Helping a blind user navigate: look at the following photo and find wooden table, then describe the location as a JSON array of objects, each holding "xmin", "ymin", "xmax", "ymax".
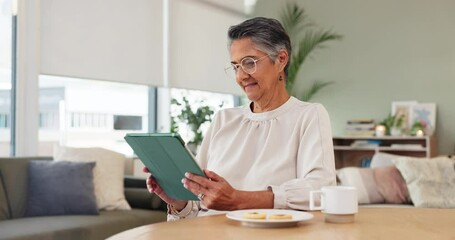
[{"xmin": 108, "ymin": 208, "xmax": 455, "ymax": 240}]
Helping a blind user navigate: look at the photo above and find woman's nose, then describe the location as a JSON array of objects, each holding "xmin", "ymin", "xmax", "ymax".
[{"xmin": 236, "ymin": 67, "xmax": 250, "ymax": 81}]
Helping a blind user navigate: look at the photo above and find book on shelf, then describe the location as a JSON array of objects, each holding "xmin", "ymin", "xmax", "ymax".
[
  {"xmin": 350, "ymin": 140, "xmax": 381, "ymax": 148},
  {"xmin": 345, "ymin": 123, "xmax": 376, "ymax": 131},
  {"xmin": 345, "ymin": 118, "xmax": 376, "ymax": 136},
  {"xmin": 346, "ymin": 119, "xmax": 374, "ymax": 124},
  {"xmin": 345, "ymin": 130, "xmax": 375, "ymax": 137}
]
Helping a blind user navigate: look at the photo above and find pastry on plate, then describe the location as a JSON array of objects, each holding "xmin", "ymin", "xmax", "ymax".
[
  {"xmin": 242, "ymin": 212, "xmax": 267, "ymax": 220},
  {"xmin": 268, "ymin": 213, "xmax": 293, "ymax": 220}
]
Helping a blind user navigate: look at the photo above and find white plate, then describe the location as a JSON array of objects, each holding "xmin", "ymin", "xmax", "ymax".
[{"xmin": 226, "ymin": 209, "xmax": 313, "ymax": 228}]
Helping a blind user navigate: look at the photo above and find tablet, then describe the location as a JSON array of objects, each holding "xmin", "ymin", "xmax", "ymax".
[{"xmin": 124, "ymin": 133, "xmax": 206, "ymax": 200}]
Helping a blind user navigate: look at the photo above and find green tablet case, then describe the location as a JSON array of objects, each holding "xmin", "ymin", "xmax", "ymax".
[{"xmin": 124, "ymin": 133, "xmax": 205, "ymax": 200}]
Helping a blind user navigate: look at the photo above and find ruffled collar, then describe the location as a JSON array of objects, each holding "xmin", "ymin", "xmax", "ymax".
[{"xmin": 243, "ymin": 96, "xmax": 297, "ymax": 121}]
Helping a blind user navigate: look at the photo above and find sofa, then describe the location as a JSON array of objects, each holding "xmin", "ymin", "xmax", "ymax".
[
  {"xmin": 0, "ymin": 156, "xmax": 167, "ymax": 240},
  {"xmin": 336, "ymin": 152, "xmax": 455, "ymax": 208}
]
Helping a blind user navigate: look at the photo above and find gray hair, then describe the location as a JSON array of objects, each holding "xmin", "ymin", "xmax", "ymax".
[{"xmin": 227, "ymin": 17, "xmax": 292, "ymax": 76}]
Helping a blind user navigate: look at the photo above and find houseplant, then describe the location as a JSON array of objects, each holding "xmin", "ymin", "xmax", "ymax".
[
  {"xmin": 380, "ymin": 113, "xmax": 404, "ymax": 136},
  {"xmin": 410, "ymin": 121, "xmax": 425, "ymax": 136},
  {"xmin": 279, "ymin": 3, "xmax": 342, "ymax": 101},
  {"xmin": 170, "ymin": 97, "xmax": 215, "ymax": 153}
]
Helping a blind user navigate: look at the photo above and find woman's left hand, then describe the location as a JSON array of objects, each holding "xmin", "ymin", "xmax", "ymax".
[{"xmin": 183, "ymin": 169, "xmax": 241, "ymax": 210}]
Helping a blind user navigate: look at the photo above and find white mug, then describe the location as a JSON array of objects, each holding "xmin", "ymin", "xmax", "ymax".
[{"xmin": 309, "ymin": 186, "xmax": 358, "ymax": 222}]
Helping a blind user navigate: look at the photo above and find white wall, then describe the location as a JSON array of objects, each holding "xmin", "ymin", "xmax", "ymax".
[{"xmin": 255, "ymin": 0, "xmax": 455, "ymax": 154}]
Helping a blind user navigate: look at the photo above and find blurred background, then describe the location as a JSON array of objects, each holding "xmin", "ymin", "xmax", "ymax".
[{"xmin": 1, "ymin": 0, "xmax": 454, "ymax": 157}]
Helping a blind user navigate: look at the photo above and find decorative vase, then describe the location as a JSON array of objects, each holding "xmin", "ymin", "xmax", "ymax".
[{"xmin": 390, "ymin": 127, "xmax": 402, "ymax": 136}]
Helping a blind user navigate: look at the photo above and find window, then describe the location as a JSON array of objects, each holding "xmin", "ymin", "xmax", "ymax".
[
  {"xmin": 170, "ymin": 88, "xmax": 236, "ymax": 144},
  {"xmin": 113, "ymin": 115, "xmax": 143, "ymax": 130},
  {"xmin": 38, "ymin": 75, "xmax": 150, "ymax": 156},
  {"xmin": 0, "ymin": 113, "xmax": 8, "ymax": 128},
  {"xmin": 0, "ymin": 0, "xmax": 13, "ymax": 156}
]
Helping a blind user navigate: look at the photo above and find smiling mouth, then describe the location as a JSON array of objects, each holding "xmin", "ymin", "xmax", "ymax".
[{"xmin": 244, "ymin": 82, "xmax": 257, "ymax": 88}]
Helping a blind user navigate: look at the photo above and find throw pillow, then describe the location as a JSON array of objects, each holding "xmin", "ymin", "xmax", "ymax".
[
  {"xmin": 373, "ymin": 166, "xmax": 411, "ymax": 204},
  {"xmin": 0, "ymin": 171, "xmax": 11, "ymax": 220},
  {"xmin": 337, "ymin": 166, "xmax": 411, "ymax": 204},
  {"xmin": 337, "ymin": 167, "xmax": 384, "ymax": 204},
  {"xmin": 53, "ymin": 146, "xmax": 131, "ymax": 210},
  {"xmin": 392, "ymin": 156, "xmax": 455, "ymax": 208},
  {"xmin": 25, "ymin": 160, "xmax": 98, "ymax": 217}
]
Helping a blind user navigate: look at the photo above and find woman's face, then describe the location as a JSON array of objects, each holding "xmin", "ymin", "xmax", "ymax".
[{"xmin": 229, "ymin": 38, "xmax": 284, "ymax": 102}]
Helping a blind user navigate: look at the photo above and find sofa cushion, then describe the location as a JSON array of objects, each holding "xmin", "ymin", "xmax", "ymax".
[
  {"xmin": 53, "ymin": 146, "xmax": 131, "ymax": 210},
  {"xmin": 0, "ymin": 170, "xmax": 11, "ymax": 220},
  {"xmin": 0, "ymin": 209, "xmax": 167, "ymax": 240},
  {"xmin": 25, "ymin": 160, "xmax": 99, "ymax": 217},
  {"xmin": 373, "ymin": 166, "xmax": 411, "ymax": 204},
  {"xmin": 0, "ymin": 157, "xmax": 51, "ymax": 218},
  {"xmin": 337, "ymin": 167, "xmax": 383, "ymax": 204},
  {"xmin": 337, "ymin": 166, "xmax": 411, "ymax": 204},
  {"xmin": 392, "ymin": 156, "xmax": 455, "ymax": 208}
]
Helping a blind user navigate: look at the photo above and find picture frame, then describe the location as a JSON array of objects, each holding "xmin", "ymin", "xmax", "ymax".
[
  {"xmin": 409, "ymin": 103, "xmax": 437, "ymax": 135},
  {"xmin": 391, "ymin": 101, "xmax": 418, "ymax": 131}
]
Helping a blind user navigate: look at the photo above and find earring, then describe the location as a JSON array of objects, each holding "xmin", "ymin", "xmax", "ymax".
[{"xmin": 279, "ymin": 76, "xmax": 283, "ymax": 81}]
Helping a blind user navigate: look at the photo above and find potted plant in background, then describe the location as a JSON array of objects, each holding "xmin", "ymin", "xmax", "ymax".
[
  {"xmin": 410, "ymin": 121, "xmax": 425, "ymax": 136},
  {"xmin": 171, "ymin": 97, "xmax": 216, "ymax": 154},
  {"xmin": 279, "ymin": 3, "xmax": 343, "ymax": 101},
  {"xmin": 380, "ymin": 113, "xmax": 404, "ymax": 136}
]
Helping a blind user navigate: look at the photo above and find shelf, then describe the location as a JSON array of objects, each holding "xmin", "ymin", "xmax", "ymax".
[
  {"xmin": 334, "ymin": 146, "xmax": 426, "ymax": 152},
  {"xmin": 379, "ymin": 146, "xmax": 426, "ymax": 151},
  {"xmin": 334, "ymin": 146, "xmax": 377, "ymax": 151},
  {"xmin": 332, "ymin": 135, "xmax": 436, "ymax": 169},
  {"xmin": 333, "ymin": 136, "xmax": 427, "ymax": 140}
]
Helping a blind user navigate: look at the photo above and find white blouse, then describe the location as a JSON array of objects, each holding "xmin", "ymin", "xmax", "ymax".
[{"xmin": 167, "ymin": 97, "xmax": 336, "ymax": 220}]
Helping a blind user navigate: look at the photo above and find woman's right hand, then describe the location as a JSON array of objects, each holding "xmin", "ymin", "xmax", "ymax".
[{"xmin": 143, "ymin": 167, "xmax": 188, "ymax": 211}]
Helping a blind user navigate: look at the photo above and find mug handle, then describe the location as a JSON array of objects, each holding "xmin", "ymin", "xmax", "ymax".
[{"xmin": 309, "ymin": 190, "xmax": 324, "ymax": 211}]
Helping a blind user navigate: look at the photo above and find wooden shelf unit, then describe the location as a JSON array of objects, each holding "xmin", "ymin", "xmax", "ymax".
[{"xmin": 333, "ymin": 135, "xmax": 436, "ymax": 169}]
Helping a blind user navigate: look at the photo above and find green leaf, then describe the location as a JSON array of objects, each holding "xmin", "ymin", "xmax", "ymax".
[
  {"xmin": 281, "ymin": 3, "xmax": 311, "ymax": 39},
  {"xmin": 171, "ymin": 97, "xmax": 215, "ymax": 146},
  {"xmin": 279, "ymin": 3, "xmax": 342, "ymax": 101}
]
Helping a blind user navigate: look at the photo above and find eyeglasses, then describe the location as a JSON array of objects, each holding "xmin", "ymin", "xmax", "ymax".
[{"xmin": 224, "ymin": 55, "xmax": 269, "ymax": 80}]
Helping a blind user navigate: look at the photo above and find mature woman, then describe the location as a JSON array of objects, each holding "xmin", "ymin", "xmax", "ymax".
[{"xmin": 145, "ymin": 17, "xmax": 336, "ymax": 220}]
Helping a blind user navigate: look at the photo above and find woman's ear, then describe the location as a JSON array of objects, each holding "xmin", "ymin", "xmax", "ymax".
[{"xmin": 276, "ymin": 49, "xmax": 289, "ymax": 72}]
